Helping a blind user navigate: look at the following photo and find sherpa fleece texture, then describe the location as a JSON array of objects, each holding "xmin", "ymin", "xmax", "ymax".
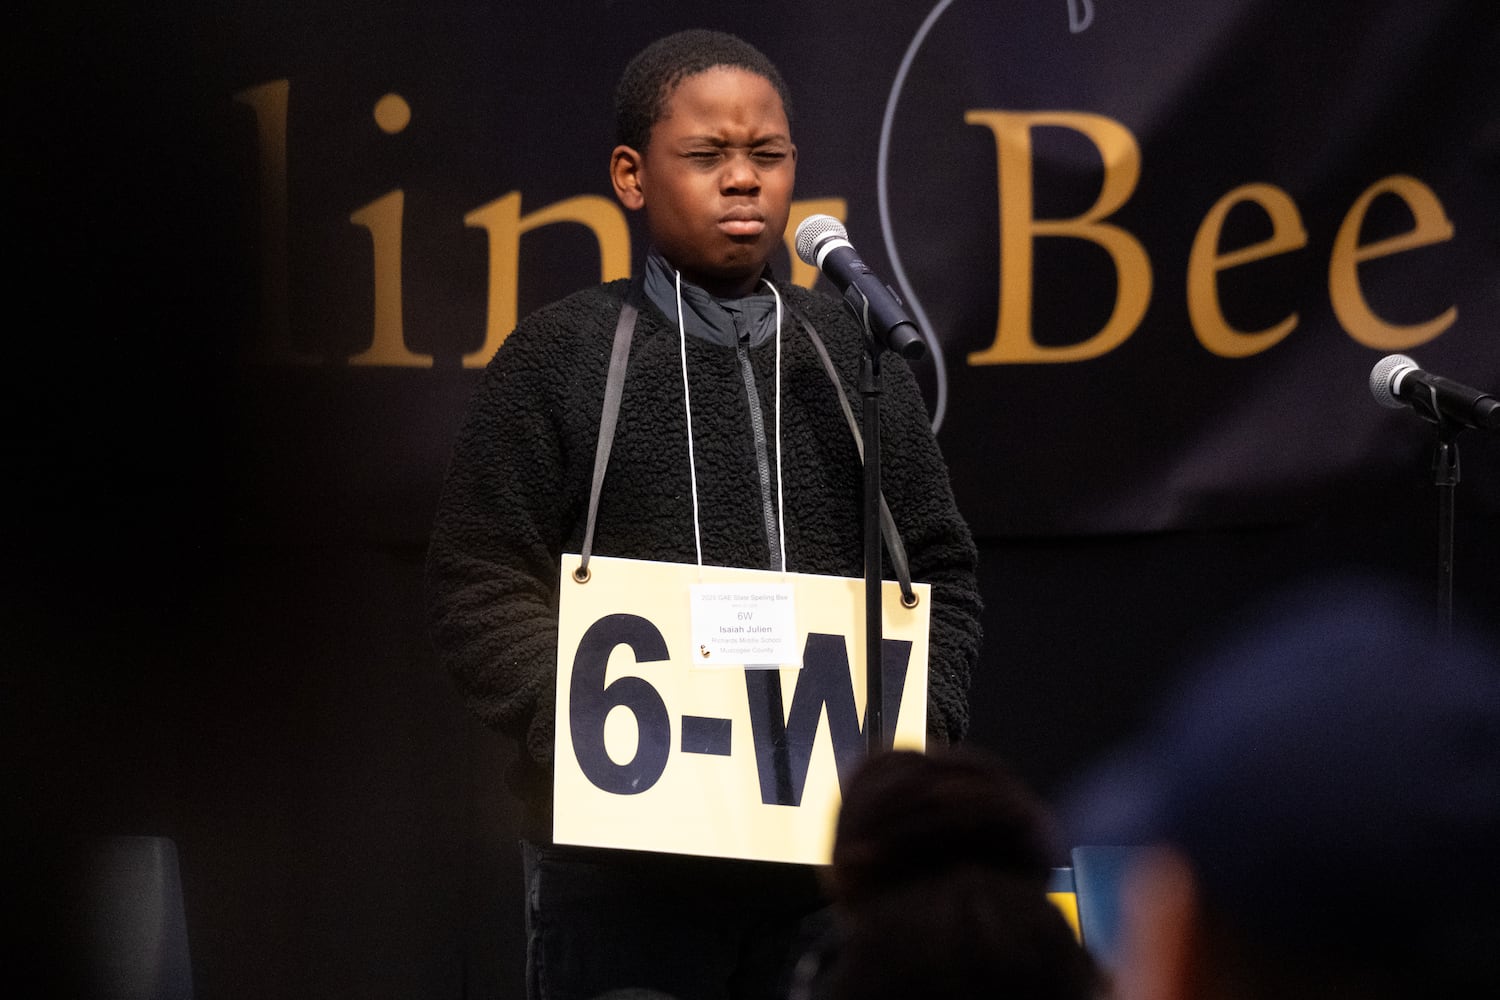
[{"xmin": 426, "ymin": 278, "xmax": 982, "ymax": 798}]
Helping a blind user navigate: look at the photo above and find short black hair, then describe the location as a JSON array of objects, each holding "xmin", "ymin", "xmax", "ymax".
[{"xmin": 614, "ymin": 29, "xmax": 794, "ymax": 152}]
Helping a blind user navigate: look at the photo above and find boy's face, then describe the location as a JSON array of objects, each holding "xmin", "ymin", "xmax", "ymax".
[{"xmin": 612, "ymin": 67, "xmax": 796, "ymax": 298}]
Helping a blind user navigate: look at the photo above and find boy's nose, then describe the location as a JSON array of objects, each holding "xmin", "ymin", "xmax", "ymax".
[{"xmin": 721, "ymin": 154, "xmax": 760, "ymax": 193}]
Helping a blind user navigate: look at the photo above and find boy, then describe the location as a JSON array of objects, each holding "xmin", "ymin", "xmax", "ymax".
[{"xmin": 426, "ymin": 29, "xmax": 982, "ymax": 1000}]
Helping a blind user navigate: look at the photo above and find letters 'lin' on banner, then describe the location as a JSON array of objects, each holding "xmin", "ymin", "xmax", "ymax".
[{"xmin": 553, "ymin": 554, "xmax": 931, "ymax": 866}]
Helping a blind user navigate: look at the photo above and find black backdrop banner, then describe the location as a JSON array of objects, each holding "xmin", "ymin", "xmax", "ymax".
[
  {"xmin": 19, "ymin": 0, "xmax": 1500, "ymax": 544},
  {"xmin": 10, "ymin": 7, "xmax": 1500, "ymax": 996}
]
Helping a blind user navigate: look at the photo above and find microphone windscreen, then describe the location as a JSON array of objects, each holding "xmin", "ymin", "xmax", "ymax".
[
  {"xmin": 794, "ymin": 214, "xmax": 847, "ymax": 267},
  {"xmin": 1370, "ymin": 354, "xmax": 1417, "ymax": 409}
]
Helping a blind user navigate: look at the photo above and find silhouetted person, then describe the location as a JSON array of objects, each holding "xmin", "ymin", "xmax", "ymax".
[
  {"xmin": 1063, "ymin": 576, "xmax": 1500, "ymax": 1000},
  {"xmin": 793, "ymin": 748, "xmax": 1100, "ymax": 1000}
]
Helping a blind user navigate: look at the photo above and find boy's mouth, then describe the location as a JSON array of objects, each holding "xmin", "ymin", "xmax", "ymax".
[{"xmin": 717, "ymin": 209, "xmax": 765, "ymax": 237}]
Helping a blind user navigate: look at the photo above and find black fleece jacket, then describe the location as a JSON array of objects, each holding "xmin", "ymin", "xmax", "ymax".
[{"xmin": 426, "ymin": 278, "xmax": 982, "ymax": 803}]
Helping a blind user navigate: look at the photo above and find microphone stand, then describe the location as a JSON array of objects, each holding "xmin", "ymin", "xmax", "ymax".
[
  {"xmin": 834, "ymin": 270, "xmax": 923, "ymax": 756},
  {"xmin": 1432, "ymin": 418, "xmax": 1461, "ymax": 641},
  {"xmin": 859, "ymin": 345, "xmax": 885, "ymax": 755}
]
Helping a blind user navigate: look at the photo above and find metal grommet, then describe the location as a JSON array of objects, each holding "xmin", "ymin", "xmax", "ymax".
[
  {"xmin": 573, "ymin": 565, "xmax": 591, "ymax": 584},
  {"xmin": 901, "ymin": 591, "xmax": 920, "ymax": 609}
]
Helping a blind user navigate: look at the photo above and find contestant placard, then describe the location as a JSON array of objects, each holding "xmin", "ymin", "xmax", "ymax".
[{"xmin": 554, "ymin": 554, "xmax": 930, "ymax": 865}]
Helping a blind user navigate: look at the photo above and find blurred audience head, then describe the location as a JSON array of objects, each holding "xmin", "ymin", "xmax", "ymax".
[
  {"xmin": 796, "ymin": 746, "xmax": 1100, "ymax": 1000},
  {"xmin": 1063, "ymin": 575, "xmax": 1500, "ymax": 1000}
]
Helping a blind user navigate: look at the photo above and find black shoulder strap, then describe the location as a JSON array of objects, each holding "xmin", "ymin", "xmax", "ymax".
[
  {"xmin": 576, "ymin": 284, "xmax": 639, "ymax": 581},
  {"xmin": 787, "ymin": 301, "xmax": 916, "ymax": 604}
]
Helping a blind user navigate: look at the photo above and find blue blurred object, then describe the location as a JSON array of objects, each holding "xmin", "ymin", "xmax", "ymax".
[
  {"xmin": 80, "ymin": 836, "xmax": 194, "ymax": 1000},
  {"xmin": 1069, "ymin": 846, "xmax": 1134, "ymax": 975}
]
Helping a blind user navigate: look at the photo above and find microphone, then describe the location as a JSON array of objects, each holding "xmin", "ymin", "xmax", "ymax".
[
  {"xmin": 794, "ymin": 215, "xmax": 925, "ymax": 360},
  {"xmin": 1369, "ymin": 354, "xmax": 1500, "ymax": 431}
]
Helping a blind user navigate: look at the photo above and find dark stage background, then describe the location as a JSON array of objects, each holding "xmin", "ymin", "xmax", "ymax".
[{"xmin": 8, "ymin": 2, "xmax": 1500, "ymax": 997}]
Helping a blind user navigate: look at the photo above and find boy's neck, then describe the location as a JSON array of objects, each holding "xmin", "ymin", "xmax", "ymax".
[{"xmin": 643, "ymin": 249, "xmax": 778, "ymax": 348}]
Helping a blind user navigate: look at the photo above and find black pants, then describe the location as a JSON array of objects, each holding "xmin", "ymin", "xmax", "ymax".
[{"xmin": 523, "ymin": 841, "xmax": 831, "ymax": 1000}]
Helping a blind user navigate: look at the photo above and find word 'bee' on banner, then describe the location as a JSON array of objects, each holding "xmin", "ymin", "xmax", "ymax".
[{"xmin": 554, "ymin": 554, "xmax": 931, "ymax": 865}]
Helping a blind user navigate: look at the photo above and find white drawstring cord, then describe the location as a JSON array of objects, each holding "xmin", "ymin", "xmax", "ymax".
[{"xmin": 671, "ymin": 269, "xmax": 787, "ymax": 573}]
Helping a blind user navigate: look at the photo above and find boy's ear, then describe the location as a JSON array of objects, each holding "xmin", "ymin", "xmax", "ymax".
[{"xmin": 610, "ymin": 145, "xmax": 646, "ymax": 210}]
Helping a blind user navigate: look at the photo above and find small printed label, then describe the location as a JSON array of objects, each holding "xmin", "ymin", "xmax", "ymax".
[{"xmin": 689, "ymin": 583, "xmax": 799, "ymax": 669}]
